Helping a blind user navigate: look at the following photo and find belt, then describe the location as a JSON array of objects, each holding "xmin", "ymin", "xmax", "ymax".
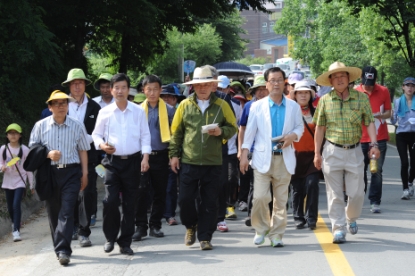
[
  {"xmin": 328, "ymin": 140, "xmax": 360, "ymax": 150},
  {"xmin": 272, "ymin": 151, "xmax": 283, "ymax": 156},
  {"xmin": 150, "ymin": 149, "xmax": 168, "ymax": 155},
  {"xmin": 112, "ymin": 151, "xmax": 141, "ymax": 160},
  {"xmin": 53, "ymin": 163, "xmax": 80, "ymax": 169}
]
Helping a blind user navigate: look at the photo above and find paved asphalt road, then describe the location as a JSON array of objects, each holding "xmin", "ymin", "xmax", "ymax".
[{"xmin": 0, "ymin": 144, "xmax": 414, "ymax": 276}]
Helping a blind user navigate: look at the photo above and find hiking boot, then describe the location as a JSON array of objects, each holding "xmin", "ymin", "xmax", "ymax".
[
  {"xmin": 185, "ymin": 225, "xmax": 197, "ymax": 246},
  {"xmin": 200, "ymin": 241, "xmax": 213, "ymax": 250},
  {"xmin": 132, "ymin": 226, "xmax": 147, "ymax": 241}
]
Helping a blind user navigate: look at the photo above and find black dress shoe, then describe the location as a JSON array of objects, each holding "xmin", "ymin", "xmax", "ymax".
[
  {"xmin": 308, "ymin": 222, "xmax": 317, "ymax": 230},
  {"xmin": 295, "ymin": 220, "xmax": 307, "ymax": 229},
  {"xmin": 58, "ymin": 253, "xmax": 70, "ymax": 265},
  {"xmin": 120, "ymin": 247, "xmax": 134, "ymax": 255},
  {"xmin": 149, "ymin": 227, "xmax": 164, "ymax": 238},
  {"xmin": 104, "ymin": 241, "xmax": 115, "ymax": 253},
  {"xmin": 132, "ymin": 226, "xmax": 148, "ymax": 241}
]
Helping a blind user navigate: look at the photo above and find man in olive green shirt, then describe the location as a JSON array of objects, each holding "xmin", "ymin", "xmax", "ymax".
[{"xmin": 313, "ymin": 62, "xmax": 380, "ymax": 244}]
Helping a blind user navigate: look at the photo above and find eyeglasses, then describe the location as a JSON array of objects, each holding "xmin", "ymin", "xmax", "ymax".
[
  {"xmin": 50, "ymin": 101, "xmax": 68, "ymax": 107},
  {"xmin": 268, "ymin": 79, "xmax": 285, "ymax": 84}
]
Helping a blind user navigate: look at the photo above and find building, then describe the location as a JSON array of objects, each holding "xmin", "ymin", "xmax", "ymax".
[{"xmin": 240, "ymin": 1, "xmax": 287, "ymax": 62}]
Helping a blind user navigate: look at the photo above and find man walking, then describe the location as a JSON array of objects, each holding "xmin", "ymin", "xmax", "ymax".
[
  {"xmin": 93, "ymin": 73, "xmax": 114, "ymax": 108},
  {"xmin": 355, "ymin": 66, "xmax": 391, "ymax": 212},
  {"xmin": 132, "ymin": 75, "xmax": 175, "ymax": 241},
  {"xmin": 92, "ymin": 73, "xmax": 151, "ymax": 255},
  {"xmin": 169, "ymin": 66, "xmax": 237, "ymax": 250},
  {"xmin": 61, "ymin": 68, "xmax": 101, "ymax": 247},
  {"xmin": 240, "ymin": 67, "xmax": 303, "ymax": 248},
  {"xmin": 313, "ymin": 62, "xmax": 380, "ymax": 244},
  {"xmin": 29, "ymin": 91, "xmax": 90, "ymax": 265}
]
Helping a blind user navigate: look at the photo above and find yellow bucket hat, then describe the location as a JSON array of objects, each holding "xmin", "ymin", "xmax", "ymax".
[
  {"xmin": 46, "ymin": 90, "xmax": 75, "ymax": 104},
  {"xmin": 5, "ymin": 123, "xmax": 22, "ymax": 133}
]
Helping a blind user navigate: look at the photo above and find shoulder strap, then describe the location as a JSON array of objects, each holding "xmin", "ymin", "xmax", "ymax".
[
  {"xmin": 303, "ymin": 117, "xmax": 314, "ymax": 138},
  {"xmin": 5, "ymin": 145, "xmax": 27, "ymax": 186}
]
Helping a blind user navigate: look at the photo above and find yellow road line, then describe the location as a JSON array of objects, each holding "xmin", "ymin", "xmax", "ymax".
[{"xmin": 313, "ymin": 214, "xmax": 355, "ymax": 276}]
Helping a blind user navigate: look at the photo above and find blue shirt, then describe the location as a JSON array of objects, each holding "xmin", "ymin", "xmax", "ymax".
[
  {"xmin": 147, "ymin": 102, "xmax": 175, "ymax": 150},
  {"xmin": 391, "ymin": 98, "xmax": 415, "ymax": 134},
  {"xmin": 269, "ymin": 97, "xmax": 286, "ymax": 151},
  {"xmin": 240, "ymin": 100, "xmax": 255, "ymax": 127}
]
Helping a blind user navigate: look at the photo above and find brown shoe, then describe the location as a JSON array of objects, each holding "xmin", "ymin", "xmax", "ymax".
[
  {"xmin": 200, "ymin": 241, "xmax": 213, "ymax": 250},
  {"xmin": 185, "ymin": 225, "xmax": 196, "ymax": 246}
]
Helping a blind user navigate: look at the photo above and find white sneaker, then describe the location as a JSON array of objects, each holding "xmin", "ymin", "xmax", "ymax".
[
  {"xmin": 253, "ymin": 233, "xmax": 265, "ymax": 245},
  {"xmin": 238, "ymin": 201, "xmax": 248, "ymax": 211},
  {"xmin": 409, "ymin": 186, "xmax": 414, "ymax": 197},
  {"xmin": 401, "ymin": 189, "xmax": 410, "ymax": 200},
  {"xmin": 270, "ymin": 237, "xmax": 284, "ymax": 247},
  {"xmin": 12, "ymin": 230, "xmax": 21, "ymax": 242}
]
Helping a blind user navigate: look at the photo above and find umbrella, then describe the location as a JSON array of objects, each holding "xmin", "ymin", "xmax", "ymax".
[{"xmin": 213, "ymin": 62, "xmax": 254, "ymax": 81}]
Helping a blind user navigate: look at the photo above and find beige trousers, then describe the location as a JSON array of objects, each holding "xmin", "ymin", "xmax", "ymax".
[
  {"xmin": 252, "ymin": 156, "xmax": 291, "ymax": 240},
  {"xmin": 322, "ymin": 141, "xmax": 365, "ymax": 234}
]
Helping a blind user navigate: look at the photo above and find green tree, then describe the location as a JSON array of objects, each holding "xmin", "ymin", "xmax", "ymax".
[
  {"xmin": 330, "ymin": 0, "xmax": 415, "ymax": 68},
  {"xmin": 148, "ymin": 24, "xmax": 222, "ymax": 83},
  {"xmin": 33, "ymin": 0, "xmax": 276, "ymax": 74},
  {"xmin": 0, "ymin": 0, "xmax": 63, "ymax": 134}
]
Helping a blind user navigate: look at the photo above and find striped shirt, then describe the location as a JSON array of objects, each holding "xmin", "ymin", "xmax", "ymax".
[
  {"xmin": 313, "ymin": 89, "xmax": 374, "ymax": 145},
  {"xmin": 29, "ymin": 115, "xmax": 91, "ymax": 165}
]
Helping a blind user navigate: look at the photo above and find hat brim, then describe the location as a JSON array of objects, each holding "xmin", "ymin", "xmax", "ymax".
[
  {"xmin": 62, "ymin": 78, "xmax": 92, "ymax": 87},
  {"xmin": 183, "ymin": 79, "xmax": 221, "ymax": 85},
  {"xmin": 94, "ymin": 79, "xmax": 111, "ymax": 91},
  {"xmin": 293, "ymin": 88, "xmax": 316, "ymax": 100},
  {"xmin": 46, "ymin": 95, "xmax": 76, "ymax": 104},
  {"xmin": 316, "ymin": 67, "xmax": 362, "ymax": 86},
  {"xmin": 248, "ymin": 83, "xmax": 266, "ymax": 93}
]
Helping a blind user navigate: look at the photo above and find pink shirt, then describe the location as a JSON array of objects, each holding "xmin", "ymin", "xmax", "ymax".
[{"xmin": 0, "ymin": 144, "xmax": 33, "ymax": 190}]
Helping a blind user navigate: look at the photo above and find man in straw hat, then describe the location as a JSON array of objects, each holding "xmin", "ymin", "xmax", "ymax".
[
  {"xmin": 93, "ymin": 73, "xmax": 114, "ymax": 108},
  {"xmin": 29, "ymin": 90, "xmax": 90, "ymax": 265},
  {"xmin": 92, "ymin": 73, "xmax": 151, "ymax": 256},
  {"xmin": 169, "ymin": 66, "xmax": 237, "ymax": 250},
  {"xmin": 62, "ymin": 68, "xmax": 101, "ymax": 248},
  {"xmin": 313, "ymin": 61, "xmax": 380, "ymax": 243},
  {"xmin": 240, "ymin": 67, "xmax": 303, "ymax": 248}
]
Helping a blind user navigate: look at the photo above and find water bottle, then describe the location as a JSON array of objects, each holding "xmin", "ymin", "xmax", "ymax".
[{"xmin": 370, "ymin": 154, "xmax": 377, "ymax": 173}]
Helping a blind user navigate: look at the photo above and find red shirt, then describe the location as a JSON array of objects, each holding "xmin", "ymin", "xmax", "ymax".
[{"xmin": 356, "ymin": 84, "xmax": 391, "ymax": 142}]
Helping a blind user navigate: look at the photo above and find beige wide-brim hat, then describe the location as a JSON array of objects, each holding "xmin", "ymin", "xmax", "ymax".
[
  {"xmin": 46, "ymin": 90, "xmax": 76, "ymax": 103},
  {"xmin": 248, "ymin": 75, "xmax": 266, "ymax": 94},
  {"xmin": 183, "ymin": 67, "xmax": 221, "ymax": 85},
  {"xmin": 62, "ymin": 68, "xmax": 92, "ymax": 87},
  {"xmin": 316, "ymin": 61, "xmax": 362, "ymax": 86}
]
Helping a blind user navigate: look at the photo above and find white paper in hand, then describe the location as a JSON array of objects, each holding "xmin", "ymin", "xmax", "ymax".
[{"xmin": 201, "ymin": 123, "xmax": 218, "ymax": 134}]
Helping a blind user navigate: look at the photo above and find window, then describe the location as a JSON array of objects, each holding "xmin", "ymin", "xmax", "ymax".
[
  {"xmin": 269, "ymin": 22, "xmax": 275, "ymax": 33},
  {"xmin": 262, "ymin": 22, "xmax": 267, "ymax": 34},
  {"xmin": 275, "ymin": 2, "xmax": 282, "ymax": 9}
]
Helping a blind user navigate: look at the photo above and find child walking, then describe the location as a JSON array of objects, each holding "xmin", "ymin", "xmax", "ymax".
[{"xmin": 0, "ymin": 123, "xmax": 33, "ymax": 241}]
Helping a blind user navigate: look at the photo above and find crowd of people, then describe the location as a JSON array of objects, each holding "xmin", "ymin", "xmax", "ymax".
[{"xmin": 1, "ymin": 62, "xmax": 415, "ymax": 266}]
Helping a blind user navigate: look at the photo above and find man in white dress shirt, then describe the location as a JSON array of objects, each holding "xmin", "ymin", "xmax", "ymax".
[
  {"xmin": 240, "ymin": 67, "xmax": 303, "ymax": 248},
  {"xmin": 92, "ymin": 73, "xmax": 151, "ymax": 255}
]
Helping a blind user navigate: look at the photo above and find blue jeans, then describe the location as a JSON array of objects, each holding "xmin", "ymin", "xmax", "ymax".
[
  {"xmin": 4, "ymin": 188, "xmax": 25, "ymax": 232},
  {"xmin": 361, "ymin": 140, "xmax": 387, "ymax": 205}
]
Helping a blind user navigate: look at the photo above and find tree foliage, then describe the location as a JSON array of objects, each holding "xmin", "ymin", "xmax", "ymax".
[
  {"xmin": 275, "ymin": 0, "xmax": 412, "ymax": 90},
  {"xmin": 0, "ymin": 0, "xmax": 63, "ymax": 136},
  {"xmin": 329, "ymin": 0, "xmax": 415, "ymax": 68}
]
